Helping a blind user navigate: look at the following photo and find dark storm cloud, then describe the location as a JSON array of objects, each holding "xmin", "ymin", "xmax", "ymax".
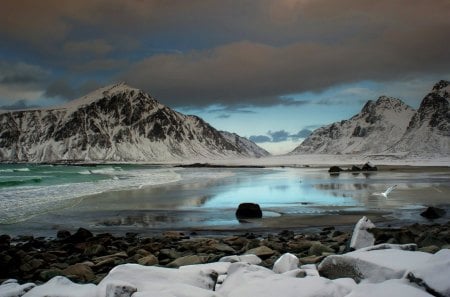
[
  {"xmin": 0, "ymin": 61, "xmax": 49, "ymax": 87},
  {"xmin": 0, "ymin": 0, "xmax": 449, "ymax": 107},
  {"xmin": 0, "ymin": 99, "xmax": 39, "ymax": 110}
]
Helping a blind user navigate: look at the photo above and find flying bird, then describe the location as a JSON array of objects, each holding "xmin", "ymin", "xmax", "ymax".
[{"xmin": 372, "ymin": 185, "xmax": 397, "ymax": 198}]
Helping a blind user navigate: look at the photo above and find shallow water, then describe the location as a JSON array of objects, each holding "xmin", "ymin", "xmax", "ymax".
[{"xmin": 0, "ymin": 165, "xmax": 449, "ymax": 236}]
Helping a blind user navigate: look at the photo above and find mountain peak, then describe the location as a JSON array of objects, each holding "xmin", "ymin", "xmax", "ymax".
[{"xmin": 432, "ymin": 80, "xmax": 450, "ymax": 92}]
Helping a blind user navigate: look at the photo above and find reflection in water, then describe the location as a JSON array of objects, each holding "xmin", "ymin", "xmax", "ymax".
[{"xmin": 38, "ymin": 167, "xmax": 450, "ymax": 230}]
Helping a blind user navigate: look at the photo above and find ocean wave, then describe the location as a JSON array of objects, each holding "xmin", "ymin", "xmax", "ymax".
[
  {"xmin": 13, "ymin": 168, "xmax": 31, "ymax": 172},
  {"xmin": 0, "ymin": 178, "xmax": 42, "ymax": 188},
  {"xmin": 0, "ymin": 167, "xmax": 182, "ymax": 224},
  {"xmin": 0, "ymin": 169, "xmax": 14, "ymax": 173}
]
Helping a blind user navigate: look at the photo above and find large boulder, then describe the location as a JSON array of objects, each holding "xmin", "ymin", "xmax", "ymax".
[
  {"xmin": 420, "ymin": 206, "xmax": 446, "ymax": 219},
  {"xmin": 405, "ymin": 249, "xmax": 450, "ymax": 297},
  {"xmin": 318, "ymin": 246, "xmax": 431, "ymax": 283},
  {"xmin": 235, "ymin": 203, "xmax": 262, "ymax": 219},
  {"xmin": 328, "ymin": 166, "xmax": 343, "ymax": 173}
]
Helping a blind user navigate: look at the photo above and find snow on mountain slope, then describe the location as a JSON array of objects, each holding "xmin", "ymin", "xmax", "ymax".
[
  {"xmin": 291, "ymin": 80, "xmax": 450, "ymax": 157},
  {"xmin": 291, "ymin": 96, "xmax": 415, "ymax": 154},
  {"xmin": 391, "ymin": 80, "xmax": 450, "ymax": 157},
  {"xmin": 220, "ymin": 131, "xmax": 270, "ymax": 158},
  {"xmin": 0, "ymin": 83, "xmax": 267, "ymax": 163}
]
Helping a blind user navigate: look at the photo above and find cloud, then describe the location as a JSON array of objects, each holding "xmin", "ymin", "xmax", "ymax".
[
  {"xmin": 0, "ymin": 99, "xmax": 39, "ymax": 110},
  {"xmin": 268, "ymin": 130, "xmax": 290, "ymax": 142},
  {"xmin": 0, "ymin": 61, "xmax": 50, "ymax": 87},
  {"xmin": 250, "ymin": 129, "xmax": 313, "ymax": 143},
  {"xmin": 249, "ymin": 135, "xmax": 272, "ymax": 143},
  {"xmin": 44, "ymin": 79, "xmax": 102, "ymax": 100},
  {"xmin": 291, "ymin": 129, "xmax": 312, "ymax": 140},
  {"xmin": 1, "ymin": 0, "xmax": 449, "ymax": 108},
  {"xmin": 216, "ymin": 114, "xmax": 230, "ymax": 119}
]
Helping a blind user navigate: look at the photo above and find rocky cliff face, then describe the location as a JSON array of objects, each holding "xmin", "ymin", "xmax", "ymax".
[
  {"xmin": 219, "ymin": 131, "xmax": 270, "ymax": 158},
  {"xmin": 392, "ymin": 80, "xmax": 450, "ymax": 156},
  {"xmin": 291, "ymin": 96, "xmax": 415, "ymax": 154},
  {"xmin": 291, "ymin": 80, "xmax": 450, "ymax": 157},
  {"xmin": 0, "ymin": 83, "xmax": 268, "ymax": 162}
]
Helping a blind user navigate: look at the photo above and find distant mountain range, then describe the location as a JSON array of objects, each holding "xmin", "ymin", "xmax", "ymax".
[
  {"xmin": 0, "ymin": 83, "xmax": 269, "ymax": 163},
  {"xmin": 291, "ymin": 80, "xmax": 450, "ymax": 157}
]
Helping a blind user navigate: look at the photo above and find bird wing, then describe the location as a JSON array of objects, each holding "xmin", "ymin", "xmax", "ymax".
[{"xmin": 384, "ymin": 185, "xmax": 397, "ymax": 196}]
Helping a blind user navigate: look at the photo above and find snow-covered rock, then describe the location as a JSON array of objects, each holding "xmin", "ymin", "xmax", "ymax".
[
  {"xmin": 218, "ymin": 263, "xmax": 351, "ymax": 297},
  {"xmin": 97, "ymin": 264, "xmax": 217, "ymax": 296},
  {"xmin": 405, "ymin": 249, "xmax": 450, "ymax": 297},
  {"xmin": 0, "ymin": 83, "xmax": 268, "ymax": 163},
  {"xmin": 219, "ymin": 254, "xmax": 262, "ymax": 265},
  {"xmin": 318, "ymin": 248, "xmax": 432, "ymax": 283},
  {"xmin": 272, "ymin": 253, "xmax": 299, "ymax": 273},
  {"xmin": 0, "ymin": 279, "xmax": 35, "ymax": 297},
  {"xmin": 350, "ymin": 216, "xmax": 376, "ymax": 250},
  {"xmin": 22, "ymin": 276, "xmax": 96, "ymax": 297},
  {"xmin": 345, "ymin": 279, "xmax": 433, "ymax": 297}
]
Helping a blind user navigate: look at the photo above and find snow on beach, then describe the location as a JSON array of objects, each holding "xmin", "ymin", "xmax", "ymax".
[{"xmin": 1, "ymin": 218, "xmax": 449, "ymax": 297}]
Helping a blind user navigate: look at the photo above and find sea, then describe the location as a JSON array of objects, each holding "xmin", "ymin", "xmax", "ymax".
[{"xmin": 0, "ymin": 163, "xmax": 449, "ymax": 237}]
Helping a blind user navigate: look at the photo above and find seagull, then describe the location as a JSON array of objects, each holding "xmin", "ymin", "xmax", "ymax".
[{"xmin": 372, "ymin": 185, "xmax": 397, "ymax": 198}]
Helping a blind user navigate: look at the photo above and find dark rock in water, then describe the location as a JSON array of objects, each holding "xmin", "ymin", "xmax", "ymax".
[
  {"xmin": 420, "ymin": 206, "xmax": 446, "ymax": 219},
  {"xmin": 328, "ymin": 166, "xmax": 343, "ymax": 173},
  {"xmin": 66, "ymin": 228, "xmax": 93, "ymax": 243},
  {"xmin": 351, "ymin": 165, "xmax": 361, "ymax": 172},
  {"xmin": 236, "ymin": 203, "xmax": 263, "ymax": 219},
  {"xmin": 57, "ymin": 230, "xmax": 71, "ymax": 240},
  {"xmin": 361, "ymin": 162, "xmax": 377, "ymax": 171}
]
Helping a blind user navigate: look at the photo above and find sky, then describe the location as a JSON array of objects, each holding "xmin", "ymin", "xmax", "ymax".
[{"xmin": 1, "ymin": 0, "xmax": 449, "ymax": 154}]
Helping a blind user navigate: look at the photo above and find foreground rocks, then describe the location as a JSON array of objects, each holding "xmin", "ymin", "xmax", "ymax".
[
  {"xmin": 1, "ymin": 221, "xmax": 449, "ymax": 287},
  {"xmin": 1, "ymin": 220, "xmax": 450, "ymax": 297}
]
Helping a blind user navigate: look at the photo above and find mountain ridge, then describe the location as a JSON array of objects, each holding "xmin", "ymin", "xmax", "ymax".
[
  {"xmin": 291, "ymin": 80, "xmax": 449, "ymax": 157},
  {"xmin": 0, "ymin": 83, "xmax": 269, "ymax": 163}
]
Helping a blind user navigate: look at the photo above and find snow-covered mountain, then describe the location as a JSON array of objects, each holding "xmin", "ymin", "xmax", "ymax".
[
  {"xmin": 291, "ymin": 80, "xmax": 450, "ymax": 157},
  {"xmin": 219, "ymin": 131, "xmax": 270, "ymax": 158},
  {"xmin": 392, "ymin": 80, "xmax": 450, "ymax": 157},
  {"xmin": 0, "ymin": 83, "xmax": 268, "ymax": 163},
  {"xmin": 291, "ymin": 96, "xmax": 415, "ymax": 154}
]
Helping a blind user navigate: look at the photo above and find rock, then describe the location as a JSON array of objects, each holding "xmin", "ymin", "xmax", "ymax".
[
  {"xmin": 318, "ymin": 248, "xmax": 431, "ymax": 283},
  {"xmin": 351, "ymin": 165, "xmax": 361, "ymax": 172},
  {"xmin": 105, "ymin": 280, "xmax": 137, "ymax": 297},
  {"xmin": 245, "ymin": 246, "xmax": 275, "ymax": 258},
  {"xmin": 0, "ymin": 279, "xmax": 35, "ymax": 296},
  {"xmin": 56, "ymin": 230, "xmax": 71, "ymax": 240},
  {"xmin": 350, "ymin": 216, "xmax": 375, "ymax": 250},
  {"xmin": 22, "ymin": 276, "xmax": 97, "ymax": 296},
  {"xmin": 211, "ymin": 243, "xmax": 236, "ymax": 254},
  {"xmin": 308, "ymin": 242, "xmax": 335, "ymax": 256},
  {"xmin": 298, "ymin": 255, "xmax": 326, "ymax": 265},
  {"xmin": 405, "ymin": 249, "xmax": 450, "ymax": 297},
  {"xmin": 219, "ymin": 254, "xmax": 262, "ymax": 265},
  {"xmin": 273, "ymin": 253, "xmax": 299, "ymax": 273},
  {"xmin": 362, "ymin": 162, "xmax": 377, "ymax": 171},
  {"xmin": 62, "ymin": 263, "xmax": 95, "ymax": 282},
  {"xmin": 0, "ymin": 234, "xmax": 11, "ymax": 250},
  {"xmin": 345, "ymin": 279, "xmax": 434, "ymax": 297},
  {"xmin": 328, "ymin": 166, "xmax": 343, "ymax": 173},
  {"xmin": 167, "ymin": 255, "xmax": 207, "ymax": 268},
  {"xmin": 418, "ymin": 234, "xmax": 446, "ymax": 248},
  {"xmin": 235, "ymin": 203, "xmax": 263, "ymax": 219},
  {"xmin": 162, "ymin": 231, "xmax": 187, "ymax": 239},
  {"xmin": 420, "ymin": 206, "xmax": 446, "ymax": 219},
  {"xmin": 39, "ymin": 269, "xmax": 63, "ymax": 281},
  {"xmin": 83, "ymin": 244, "xmax": 105, "ymax": 256},
  {"xmin": 418, "ymin": 245, "xmax": 440, "ymax": 253},
  {"xmin": 137, "ymin": 255, "xmax": 159, "ymax": 266},
  {"xmin": 19, "ymin": 258, "xmax": 44, "ymax": 273},
  {"xmin": 66, "ymin": 228, "xmax": 93, "ymax": 243}
]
